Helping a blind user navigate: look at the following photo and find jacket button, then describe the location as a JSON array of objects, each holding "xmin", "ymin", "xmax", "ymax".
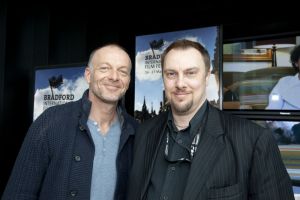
[
  {"xmin": 74, "ymin": 155, "xmax": 81, "ymax": 162},
  {"xmin": 70, "ymin": 190, "xmax": 77, "ymax": 197},
  {"xmin": 79, "ymin": 125, "xmax": 85, "ymax": 131},
  {"xmin": 160, "ymin": 195, "xmax": 168, "ymax": 200}
]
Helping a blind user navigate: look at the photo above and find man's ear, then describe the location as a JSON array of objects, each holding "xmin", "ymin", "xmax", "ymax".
[
  {"xmin": 205, "ymin": 71, "xmax": 211, "ymax": 86},
  {"xmin": 85, "ymin": 67, "xmax": 91, "ymax": 84}
]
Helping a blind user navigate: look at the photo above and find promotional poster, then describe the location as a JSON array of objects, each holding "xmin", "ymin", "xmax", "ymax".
[
  {"xmin": 134, "ymin": 26, "xmax": 220, "ymax": 122},
  {"xmin": 33, "ymin": 65, "xmax": 88, "ymax": 120}
]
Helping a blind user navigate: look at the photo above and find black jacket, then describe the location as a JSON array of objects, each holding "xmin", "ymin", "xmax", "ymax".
[
  {"xmin": 2, "ymin": 90, "xmax": 138, "ymax": 200},
  {"xmin": 128, "ymin": 104, "xmax": 294, "ymax": 200}
]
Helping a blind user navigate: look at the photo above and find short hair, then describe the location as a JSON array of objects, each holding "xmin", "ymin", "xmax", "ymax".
[
  {"xmin": 87, "ymin": 43, "xmax": 131, "ymax": 69},
  {"xmin": 161, "ymin": 39, "xmax": 211, "ymax": 73},
  {"xmin": 290, "ymin": 45, "xmax": 300, "ymax": 72}
]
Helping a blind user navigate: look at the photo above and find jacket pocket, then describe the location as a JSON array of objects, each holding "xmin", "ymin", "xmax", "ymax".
[{"xmin": 208, "ymin": 183, "xmax": 242, "ymax": 199}]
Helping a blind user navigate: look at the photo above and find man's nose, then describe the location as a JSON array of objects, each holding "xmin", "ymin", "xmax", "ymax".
[
  {"xmin": 175, "ymin": 73, "xmax": 185, "ymax": 88},
  {"xmin": 109, "ymin": 69, "xmax": 119, "ymax": 80}
]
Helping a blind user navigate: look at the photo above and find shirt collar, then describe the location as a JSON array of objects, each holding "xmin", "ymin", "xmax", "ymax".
[
  {"xmin": 167, "ymin": 100, "xmax": 208, "ymax": 136},
  {"xmin": 79, "ymin": 89, "xmax": 132, "ymax": 134}
]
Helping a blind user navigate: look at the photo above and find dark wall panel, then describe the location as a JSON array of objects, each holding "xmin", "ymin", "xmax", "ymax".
[
  {"xmin": 0, "ymin": 5, "xmax": 51, "ymax": 194},
  {"xmin": 0, "ymin": 2, "xmax": 299, "ymax": 195}
]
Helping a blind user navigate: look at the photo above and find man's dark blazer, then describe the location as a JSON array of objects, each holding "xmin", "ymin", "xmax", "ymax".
[{"xmin": 127, "ymin": 104, "xmax": 294, "ymax": 200}]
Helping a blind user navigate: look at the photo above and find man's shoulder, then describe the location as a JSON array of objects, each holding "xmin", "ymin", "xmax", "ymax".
[
  {"xmin": 37, "ymin": 99, "xmax": 81, "ymax": 121},
  {"xmin": 218, "ymin": 110, "xmax": 268, "ymax": 142},
  {"xmin": 214, "ymin": 106, "xmax": 264, "ymax": 131},
  {"xmin": 140, "ymin": 112, "xmax": 168, "ymax": 127},
  {"xmin": 277, "ymin": 75, "xmax": 296, "ymax": 85},
  {"xmin": 27, "ymin": 100, "xmax": 82, "ymax": 141},
  {"xmin": 134, "ymin": 112, "xmax": 168, "ymax": 141},
  {"xmin": 123, "ymin": 112, "xmax": 139, "ymax": 128}
]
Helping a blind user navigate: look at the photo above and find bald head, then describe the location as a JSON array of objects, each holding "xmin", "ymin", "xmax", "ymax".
[{"xmin": 88, "ymin": 44, "xmax": 132, "ymax": 71}]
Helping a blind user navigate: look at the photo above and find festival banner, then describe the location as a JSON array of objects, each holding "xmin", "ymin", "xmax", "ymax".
[
  {"xmin": 33, "ymin": 65, "xmax": 88, "ymax": 120},
  {"xmin": 134, "ymin": 26, "xmax": 221, "ymax": 122}
]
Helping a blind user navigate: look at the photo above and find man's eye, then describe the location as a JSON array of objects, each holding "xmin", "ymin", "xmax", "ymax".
[
  {"xmin": 119, "ymin": 70, "xmax": 129, "ymax": 76},
  {"xmin": 166, "ymin": 72, "xmax": 177, "ymax": 79},
  {"xmin": 98, "ymin": 67, "xmax": 109, "ymax": 72},
  {"xmin": 186, "ymin": 71, "xmax": 197, "ymax": 77}
]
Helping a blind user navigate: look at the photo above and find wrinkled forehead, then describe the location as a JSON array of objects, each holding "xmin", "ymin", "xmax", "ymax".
[{"xmin": 92, "ymin": 46, "xmax": 132, "ymax": 68}]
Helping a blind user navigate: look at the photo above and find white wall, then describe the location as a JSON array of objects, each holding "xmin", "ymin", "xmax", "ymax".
[
  {"xmin": 223, "ymin": 62, "xmax": 270, "ymax": 72},
  {"xmin": 277, "ymin": 47, "xmax": 294, "ymax": 67}
]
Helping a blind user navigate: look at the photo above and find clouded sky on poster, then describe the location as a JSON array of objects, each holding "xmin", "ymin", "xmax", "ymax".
[
  {"xmin": 34, "ymin": 66, "xmax": 88, "ymax": 120},
  {"xmin": 135, "ymin": 26, "xmax": 220, "ymax": 113}
]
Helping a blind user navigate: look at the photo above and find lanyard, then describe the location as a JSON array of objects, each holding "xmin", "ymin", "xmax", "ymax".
[{"xmin": 164, "ymin": 107, "xmax": 208, "ymax": 162}]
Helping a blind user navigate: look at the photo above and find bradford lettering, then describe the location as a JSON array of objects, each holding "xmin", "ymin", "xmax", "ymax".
[
  {"xmin": 44, "ymin": 94, "xmax": 74, "ymax": 100},
  {"xmin": 145, "ymin": 54, "xmax": 161, "ymax": 60}
]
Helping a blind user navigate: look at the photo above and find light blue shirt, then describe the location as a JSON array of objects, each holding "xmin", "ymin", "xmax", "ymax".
[
  {"xmin": 87, "ymin": 117, "xmax": 121, "ymax": 200},
  {"xmin": 267, "ymin": 73, "xmax": 300, "ymax": 110}
]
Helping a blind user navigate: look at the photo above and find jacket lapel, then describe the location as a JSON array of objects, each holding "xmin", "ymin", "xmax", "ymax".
[
  {"xmin": 140, "ymin": 112, "xmax": 168, "ymax": 198},
  {"xmin": 183, "ymin": 105, "xmax": 225, "ymax": 200}
]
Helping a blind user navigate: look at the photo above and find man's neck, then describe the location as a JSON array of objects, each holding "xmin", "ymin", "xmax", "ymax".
[
  {"xmin": 88, "ymin": 95, "xmax": 118, "ymax": 135},
  {"xmin": 172, "ymin": 101, "xmax": 206, "ymax": 130},
  {"xmin": 172, "ymin": 113, "xmax": 193, "ymax": 131}
]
